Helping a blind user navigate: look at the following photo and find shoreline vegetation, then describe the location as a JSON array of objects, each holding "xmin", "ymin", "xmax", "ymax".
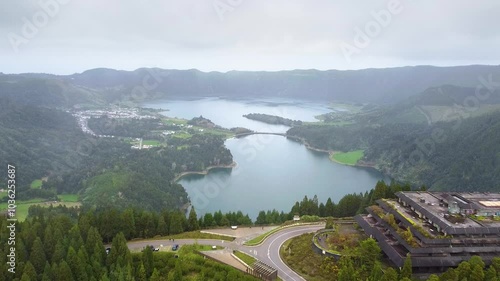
[
  {"xmin": 286, "ymin": 136, "xmax": 373, "ymax": 168},
  {"xmin": 173, "ymin": 161, "xmax": 238, "ymax": 182},
  {"xmin": 329, "ymin": 150, "xmax": 365, "ymax": 166},
  {"xmin": 243, "ymin": 113, "xmax": 303, "ymax": 126}
]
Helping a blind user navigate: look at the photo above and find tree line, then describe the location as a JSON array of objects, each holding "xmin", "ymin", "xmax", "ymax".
[
  {"xmin": 288, "ymin": 110, "xmax": 500, "ymax": 191},
  {"xmin": 0, "ymin": 206, "xmax": 258, "ymax": 281}
]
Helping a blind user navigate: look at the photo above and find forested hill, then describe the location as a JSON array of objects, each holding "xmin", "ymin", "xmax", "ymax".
[
  {"xmin": 3, "ymin": 65, "xmax": 500, "ymax": 105},
  {"xmin": 0, "ymin": 100, "xmax": 233, "ymax": 211},
  {"xmin": 66, "ymin": 65, "xmax": 500, "ymax": 104},
  {"xmin": 0, "ymin": 100, "xmax": 88, "ymax": 188},
  {"xmin": 288, "ymin": 111, "xmax": 500, "ymax": 191}
]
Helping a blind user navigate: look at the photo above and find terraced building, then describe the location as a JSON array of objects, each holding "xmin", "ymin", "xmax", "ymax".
[{"xmin": 355, "ymin": 191, "xmax": 500, "ymax": 270}]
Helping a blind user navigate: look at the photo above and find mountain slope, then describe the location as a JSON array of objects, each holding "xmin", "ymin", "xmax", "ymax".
[{"xmin": 3, "ymin": 65, "xmax": 498, "ymax": 106}]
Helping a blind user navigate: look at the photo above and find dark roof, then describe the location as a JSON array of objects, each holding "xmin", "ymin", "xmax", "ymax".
[{"xmin": 396, "ymin": 192, "xmax": 500, "ymax": 235}]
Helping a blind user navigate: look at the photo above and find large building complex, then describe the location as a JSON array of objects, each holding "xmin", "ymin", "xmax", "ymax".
[{"xmin": 355, "ymin": 191, "xmax": 500, "ymax": 270}]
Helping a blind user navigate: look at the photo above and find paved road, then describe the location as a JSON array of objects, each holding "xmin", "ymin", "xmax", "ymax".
[
  {"xmin": 126, "ymin": 224, "xmax": 325, "ymax": 281},
  {"xmin": 249, "ymin": 224, "xmax": 324, "ymax": 281}
]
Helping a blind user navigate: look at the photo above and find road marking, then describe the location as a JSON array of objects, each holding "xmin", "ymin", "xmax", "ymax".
[{"xmin": 266, "ymin": 227, "xmax": 321, "ymax": 281}]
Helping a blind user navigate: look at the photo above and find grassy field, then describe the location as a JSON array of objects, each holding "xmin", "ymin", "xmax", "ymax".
[
  {"xmin": 233, "ymin": 250, "xmax": 257, "ymax": 266},
  {"xmin": 244, "ymin": 226, "xmax": 281, "ymax": 246},
  {"xmin": 162, "ymin": 117, "xmax": 188, "ymax": 125},
  {"xmin": 200, "ymin": 128, "xmax": 235, "ymax": 138},
  {"xmin": 0, "ymin": 194, "xmax": 81, "ymax": 221},
  {"xmin": 142, "ymin": 140, "xmax": 161, "ymax": 146},
  {"xmin": 149, "ymin": 231, "xmax": 235, "ymax": 242},
  {"xmin": 58, "ymin": 194, "xmax": 80, "ymax": 202},
  {"xmin": 30, "ymin": 179, "xmax": 43, "ymax": 189},
  {"xmin": 193, "ymin": 244, "xmax": 224, "ymax": 251},
  {"xmin": 172, "ymin": 132, "xmax": 192, "ymax": 139},
  {"xmin": 330, "ymin": 150, "xmax": 364, "ymax": 165},
  {"xmin": 281, "ymin": 233, "xmax": 333, "ymax": 281},
  {"xmin": 0, "ymin": 198, "xmax": 46, "ymax": 221}
]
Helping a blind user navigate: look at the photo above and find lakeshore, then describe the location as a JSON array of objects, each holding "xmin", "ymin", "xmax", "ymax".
[{"xmin": 173, "ymin": 161, "xmax": 238, "ymax": 182}]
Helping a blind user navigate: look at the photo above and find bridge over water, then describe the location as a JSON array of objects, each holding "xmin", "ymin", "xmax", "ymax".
[{"xmin": 233, "ymin": 132, "xmax": 304, "ymax": 142}]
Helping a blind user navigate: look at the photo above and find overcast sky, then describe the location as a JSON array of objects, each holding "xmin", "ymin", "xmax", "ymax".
[{"xmin": 1, "ymin": 0, "xmax": 500, "ymax": 74}]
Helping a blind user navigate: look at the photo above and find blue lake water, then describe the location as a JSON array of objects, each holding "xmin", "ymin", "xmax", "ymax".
[{"xmin": 143, "ymin": 98, "xmax": 389, "ymax": 219}]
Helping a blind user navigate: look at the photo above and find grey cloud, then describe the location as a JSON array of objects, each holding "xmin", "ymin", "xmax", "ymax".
[{"xmin": 1, "ymin": 0, "xmax": 499, "ymax": 74}]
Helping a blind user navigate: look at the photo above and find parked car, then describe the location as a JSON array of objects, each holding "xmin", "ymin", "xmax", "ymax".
[
  {"xmin": 144, "ymin": 245, "xmax": 159, "ymax": 252},
  {"xmin": 172, "ymin": 244, "xmax": 179, "ymax": 251},
  {"xmin": 105, "ymin": 247, "xmax": 111, "ymax": 254}
]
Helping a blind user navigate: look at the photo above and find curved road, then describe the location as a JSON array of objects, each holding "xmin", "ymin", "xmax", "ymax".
[
  {"xmin": 250, "ymin": 224, "xmax": 324, "ymax": 280},
  {"xmin": 126, "ymin": 224, "xmax": 324, "ymax": 281}
]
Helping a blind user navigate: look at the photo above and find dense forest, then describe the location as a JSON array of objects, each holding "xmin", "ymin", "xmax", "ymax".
[
  {"xmin": 88, "ymin": 117, "xmax": 177, "ymax": 139},
  {"xmin": 3, "ymin": 181, "xmax": 497, "ymax": 281},
  {"xmin": 243, "ymin": 113, "xmax": 303, "ymax": 126},
  {"xmin": 0, "ymin": 101, "xmax": 233, "ymax": 211},
  {"xmin": 288, "ymin": 109, "xmax": 500, "ymax": 191},
  {"xmin": 3, "ymin": 66, "xmax": 500, "ymax": 107},
  {"xmin": 0, "ymin": 206, "xmax": 258, "ymax": 281}
]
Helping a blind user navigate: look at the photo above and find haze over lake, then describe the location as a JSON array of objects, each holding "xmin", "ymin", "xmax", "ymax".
[{"xmin": 143, "ymin": 98, "xmax": 389, "ymax": 219}]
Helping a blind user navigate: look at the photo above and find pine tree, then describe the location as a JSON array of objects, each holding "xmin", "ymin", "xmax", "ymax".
[
  {"xmin": 485, "ymin": 266, "xmax": 497, "ymax": 281},
  {"xmin": 381, "ymin": 267, "xmax": 398, "ymax": 281},
  {"xmin": 41, "ymin": 262, "xmax": 53, "ymax": 281},
  {"xmin": 426, "ymin": 274, "xmax": 439, "ymax": 281},
  {"xmin": 30, "ymin": 237, "xmax": 47, "ymax": 274},
  {"xmin": 187, "ymin": 207, "xmax": 200, "ymax": 231},
  {"xmin": 169, "ymin": 212, "xmax": 184, "ymax": 234},
  {"xmin": 470, "ymin": 264, "xmax": 485, "ymax": 281},
  {"xmin": 337, "ymin": 257, "xmax": 358, "ymax": 281},
  {"xmin": 85, "ymin": 227, "xmax": 103, "ymax": 256},
  {"xmin": 56, "ymin": 260, "xmax": 74, "ymax": 281},
  {"xmin": 121, "ymin": 208, "xmax": 136, "ymax": 239},
  {"xmin": 150, "ymin": 269, "xmax": 162, "ymax": 281},
  {"xmin": 22, "ymin": 261, "xmax": 37, "ymax": 281},
  {"xmin": 203, "ymin": 213, "xmax": 214, "ymax": 227},
  {"xmin": 106, "ymin": 232, "xmax": 132, "ymax": 268},
  {"xmin": 137, "ymin": 263, "xmax": 147, "ymax": 281},
  {"xmin": 168, "ymin": 261, "xmax": 183, "ymax": 281},
  {"xmin": 456, "ymin": 261, "xmax": 472, "ymax": 281},
  {"xmin": 157, "ymin": 215, "xmax": 168, "ymax": 236},
  {"xmin": 142, "ymin": 245, "xmax": 154, "ymax": 278},
  {"xmin": 52, "ymin": 240, "xmax": 66, "ymax": 264},
  {"xmin": 469, "ymin": 255, "xmax": 485, "ymax": 269},
  {"xmin": 67, "ymin": 246, "xmax": 88, "ymax": 281},
  {"xmin": 358, "ymin": 238, "xmax": 381, "ymax": 270},
  {"xmin": 43, "ymin": 224, "xmax": 56, "ymax": 262},
  {"xmin": 400, "ymin": 254, "xmax": 412, "ymax": 279},
  {"xmin": 368, "ymin": 262, "xmax": 384, "ymax": 281}
]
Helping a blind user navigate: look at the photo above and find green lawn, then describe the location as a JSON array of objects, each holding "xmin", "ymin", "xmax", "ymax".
[
  {"xmin": 162, "ymin": 117, "xmax": 188, "ymax": 125},
  {"xmin": 330, "ymin": 150, "xmax": 364, "ymax": 165},
  {"xmin": 233, "ymin": 250, "xmax": 257, "ymax": 266},
  {"xmin": 244, "ymin": 226, "xmax": 281, "ymax": 246},
  {"xmin": 58, "ymin": 194, "xmax": 80, "ymax": 202},
  {"xmin": 0, "ymin": 194, "xmax": 81, "ymax": 221},
  {"xmin": 197, "ymin": 127, "xmax": 234, "ymax": 138},
  {"xmin": 142, "ymin": 140, "xmax": 161, "ymax": 146},
  {"xmin": 172, "ymin": 132, "xmax": 192, "ymax": 139},
  {"xmin": 150, "ymin": 231, "xmax": 235, "ymax": 241},
  {"xmin": 0, "ymin": 198, "xmax": 46, "ymax": 221},
  {"xmin": 281, "ymin": 233, "xmax": 333, "ymax": 281},
  {"xmin": 30, "ymin": 179, "xmax": 43, "ymax": 189},
  {"xmin": 193, "ymin": 244, "xmax": 224, "ymax": 251}
]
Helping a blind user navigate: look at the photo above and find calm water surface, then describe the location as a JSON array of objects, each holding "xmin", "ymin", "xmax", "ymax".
[{"xmin": 143, "ymin": 98, "xmax": 389, "ymax": 219}]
